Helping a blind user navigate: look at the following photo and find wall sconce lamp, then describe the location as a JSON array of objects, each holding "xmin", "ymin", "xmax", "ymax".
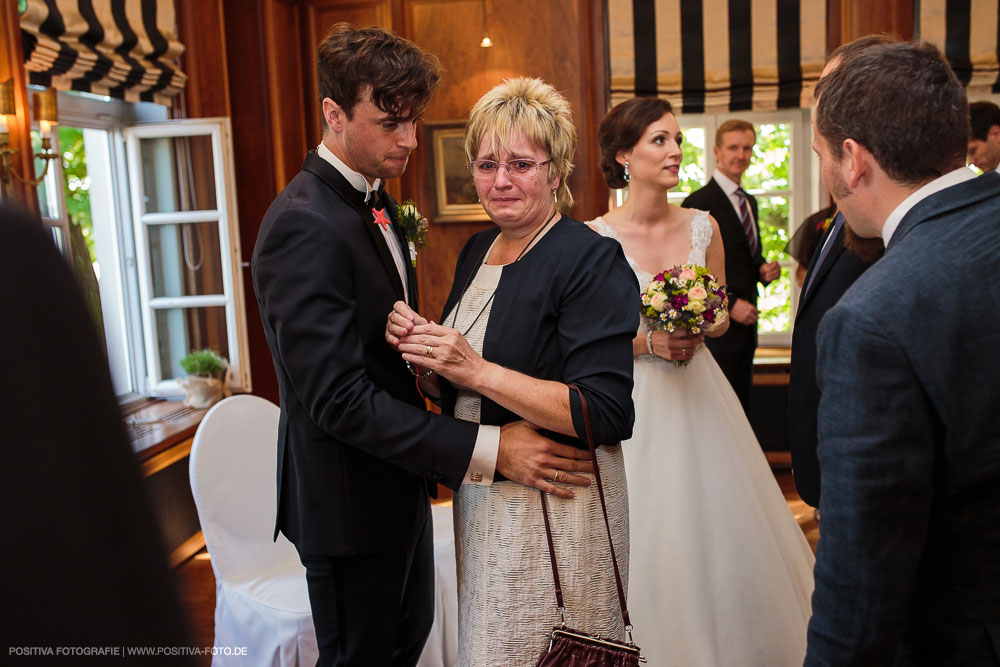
[
  {"xmin": 479, "ymin": 0, "xmax": 493, "ymax": 48},
  {"xmin": 0, "ymin": 81, "xmax": 59, "ymax": 187}
]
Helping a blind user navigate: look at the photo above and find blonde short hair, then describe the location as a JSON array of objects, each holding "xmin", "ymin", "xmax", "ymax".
[{"xmin": 464, "ymin": 77, "xmax": 577, "ymax": 211}]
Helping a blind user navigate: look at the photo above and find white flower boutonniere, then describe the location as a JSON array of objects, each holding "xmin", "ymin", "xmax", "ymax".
[{"xmin": 395, "ymin": 200, "xmax": 429, "ymax": 267}]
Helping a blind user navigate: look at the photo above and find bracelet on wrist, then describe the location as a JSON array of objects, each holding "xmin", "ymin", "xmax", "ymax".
[
  {"xmin": 406, "ymin": 361, "xmax": 434, "ymax": 379},
  {"xmin": 646, "ymin": 331, "xmax": 655, "ymax": 356}
]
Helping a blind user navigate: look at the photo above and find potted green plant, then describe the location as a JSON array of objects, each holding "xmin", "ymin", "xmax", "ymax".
[{"xmin": 177, "ymin": 348, "xmax": 231, "ymax": 408}]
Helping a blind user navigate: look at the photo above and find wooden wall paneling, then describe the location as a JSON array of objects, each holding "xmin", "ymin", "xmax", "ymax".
[
  {"xmin": 265, "ymin": 0, "xmax": 309, "ymax": 191},
  {"xmin": 301, "ymin": 0, "xmax": 395, "ymax": 150},
  {"xmin": 222, "ymin": 0, "xmax": 283, "ymax": 403},
  {"xmin": 404, "ymin": 0, "xmax": 601, "ymax": 322},
  {"xmin": 175, "ymin": 0, "xmax": 231, "ymax": 119},
  {"xmin": 831, "ymin": 0, "xmax": 914, "ymax": 49},
  {"xmin": 0, "ymin": 1, "xmax": 40, "ymax": 217}
]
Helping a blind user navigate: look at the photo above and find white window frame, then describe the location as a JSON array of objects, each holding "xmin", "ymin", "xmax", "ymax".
[
  {"xmin": 124, "ymin": 118, "xmax": 250, "ymax": 397},
  {"xmin": 671, "ymin": 108, "xmax": 814, "ymax": 346}
]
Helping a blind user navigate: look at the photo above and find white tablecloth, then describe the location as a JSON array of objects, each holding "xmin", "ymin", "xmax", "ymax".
[{"xmin": 417, "ymin": 502, "xmax": 458, "ymax": 667}]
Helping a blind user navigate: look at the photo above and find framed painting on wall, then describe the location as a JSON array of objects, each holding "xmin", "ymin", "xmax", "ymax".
[{"xmin": 427, "ymin": 122, "xmax": 488, "ymax": 221}]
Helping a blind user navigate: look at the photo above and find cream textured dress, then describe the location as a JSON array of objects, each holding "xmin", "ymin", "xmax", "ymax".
[
  {"xmin": 446, "ymin": 244, "xmax": 631, "ymax": 667},
  {"xmin": 589, "ymin": 210, "xmax": 815, "ymax": 667}
]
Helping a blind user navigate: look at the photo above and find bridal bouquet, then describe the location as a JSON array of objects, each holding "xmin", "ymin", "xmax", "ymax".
[
  {"xmin": 641, "ymin": 264, "xmax": 728, "ymax": 366},
  {"xmin": 395, "ymin": 200, "xmax": 429, "ymax": 266}
]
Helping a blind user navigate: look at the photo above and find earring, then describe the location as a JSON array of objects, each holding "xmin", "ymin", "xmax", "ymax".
[
  {"xmin": 624, "ymin": 161, "xmax": 630, "ymax": 182},
  {"xmin": 552, "ymin": 188, "xmax": 558, "ymax": 204}
]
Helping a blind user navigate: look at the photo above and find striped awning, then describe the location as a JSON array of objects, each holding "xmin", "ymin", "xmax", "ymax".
[
  {"xmin": 919, "ymin": 0, "xmax": 1000, "ymax": 96},
  {"xmin": 20, "ymin": 0, "xmax": 187, "ymax": 105},
  {"xmin": 608, "ymin": 0, "xmax": 827, "ymax": 113}
]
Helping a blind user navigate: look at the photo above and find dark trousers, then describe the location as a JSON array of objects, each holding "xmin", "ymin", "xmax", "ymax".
[
  {"xmin": 297, "ymin": 510, "xmax": 435, "ymax": 667},
  {"xmin": 705, "ymin": 321, "xmax": 756, "ymax": 414}
]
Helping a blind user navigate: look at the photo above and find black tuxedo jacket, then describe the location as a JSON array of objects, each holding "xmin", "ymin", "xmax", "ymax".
[
  {"xmin": 252, "ymin": 152, "xmax": 478, "ymax": 556},
  {"xmin": 788, "ymin": 213, "xmax": 877, "ymax": 507}
]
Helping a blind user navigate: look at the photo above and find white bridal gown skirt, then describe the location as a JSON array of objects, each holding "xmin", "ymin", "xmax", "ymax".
[
  {"xmin": 624, "ymin": 349, "xmax": 815, "ymax": 667},
  {"xmin": 453, "ymin": 445, "xmax": 630, "ymax": 667}
]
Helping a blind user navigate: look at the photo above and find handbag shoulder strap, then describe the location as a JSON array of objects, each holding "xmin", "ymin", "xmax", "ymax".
[{"xmin": 539, "ymin": 383, "xmax": 632, "ymax": 630}]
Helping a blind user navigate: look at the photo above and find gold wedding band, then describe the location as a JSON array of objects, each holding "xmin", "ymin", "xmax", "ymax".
[
  {"xmin": 553, "ymin": 470, "xmax": 562, "ymax": 483},
  {"xmin": 425, "ymin": 346, "xmax": 434, "ymax": 358}
]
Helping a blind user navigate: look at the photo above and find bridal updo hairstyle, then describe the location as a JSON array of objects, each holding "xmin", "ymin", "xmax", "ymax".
[
  {"xmin": 599, "ymin": 97, "xmax": 674, "ymax": 189},
  {"xmin": 464, "ymin": 77, "xmax": 578, "ymax": 212}
]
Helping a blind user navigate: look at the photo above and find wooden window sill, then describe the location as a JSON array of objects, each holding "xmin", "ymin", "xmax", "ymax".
[{"xmin": 123, "ymin": 399, "xmax": 207, "ymax": 463}]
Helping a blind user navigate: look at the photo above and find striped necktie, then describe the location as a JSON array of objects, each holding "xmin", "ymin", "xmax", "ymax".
[{"xmin": 736, "ymin": 188, "xmax": 758, "ymax": 255}]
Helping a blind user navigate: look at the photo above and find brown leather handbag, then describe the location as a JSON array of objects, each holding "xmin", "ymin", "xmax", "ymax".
[{"xmin": 535, "ymin": 384, "xmax": 645, "ymax": 666}]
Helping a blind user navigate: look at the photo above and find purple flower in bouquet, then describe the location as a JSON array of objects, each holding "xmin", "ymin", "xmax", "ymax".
[{"xmin": 639, "ymin": 263, "xmax": 729, "ymax": 366}]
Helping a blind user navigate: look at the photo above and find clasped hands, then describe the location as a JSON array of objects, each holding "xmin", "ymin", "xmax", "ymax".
[
  {"xmin": 647, "ymin": 328, "xmax": 705, "ymax": 361},
  {"xmin": 384, "ymin": 301, "xmax": 594, "ymax": 499},
  {"xmin": 384, "ymin": 301, "xmax": 487, "ymax": 390}
]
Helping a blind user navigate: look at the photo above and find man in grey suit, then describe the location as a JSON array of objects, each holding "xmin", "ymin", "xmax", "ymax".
[{"xmin": 805, "ymin": 42, "xmax": 1000, "ymax": 665}]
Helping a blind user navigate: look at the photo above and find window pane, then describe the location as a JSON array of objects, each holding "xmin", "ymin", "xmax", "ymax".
[
  {"xmin": 757, "ymin": 195, "xmax": 792, "ymax": 334},
  {"xmin": 154, "ymin": 306, "xmax": 229, "ymax": 382},
  {"xmin": 758, "ymin": 266, "xmax": 792, "ymax": 333},
  {"xmin": 148, "ymin": 222, "xmax": 225, "ymax": 297},
  {"xmin": 758, "ymin": 196, "xmax": 790, "ymax": 263},
  {"xmin": 676, "ymin": 127, "xmax": 706, "ymax": 194},
  {"xmin": 139, "ymin": 134, "xmax": 218, "ymax": 213},
  {"xmin": 744, "ymin": 123, "xmax": 790, "ymax": 191}
]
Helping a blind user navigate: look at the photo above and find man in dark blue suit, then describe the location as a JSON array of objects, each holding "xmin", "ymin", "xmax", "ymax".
[
  {"xmin": 788, "ymin": 35, "xmax": 891, "ymax": 509},
  {"xmin": 252, "ymin": 24, "xmax": 592, "ymax": 666},
  {"xmin": 805, "ymin": 41, "xmax": 1000, "ymax": 665}
]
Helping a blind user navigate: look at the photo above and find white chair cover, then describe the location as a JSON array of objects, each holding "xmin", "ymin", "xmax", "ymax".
[{"xmin": 189, "ymin": 395, "xmax": 318, "ymax": 667}]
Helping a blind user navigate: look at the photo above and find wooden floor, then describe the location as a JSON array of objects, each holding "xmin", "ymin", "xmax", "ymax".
[{"xmin": 175, "ymin": 467, "xmax": 818, "ymax": 662}]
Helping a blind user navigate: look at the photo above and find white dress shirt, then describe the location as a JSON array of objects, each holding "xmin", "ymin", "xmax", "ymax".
[
  {"xmin": 881, "ymin": 167, "xmax": 976, "ymax": 246},
  {"xmin": 316, "ymin": 142, "xmax": 499, "ymax": 485},
  {"xmin": 712, "ymin": 169, "xmax": 759, "ymax": 250}
]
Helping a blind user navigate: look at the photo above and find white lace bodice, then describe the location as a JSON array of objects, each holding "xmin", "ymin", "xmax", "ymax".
[
  {"xmin": 588, "ymin": 210, "xmax": 713, "ymax": 336},
  {"xmin": 588, "ymin": 209, "xmax": 712, "ymax": 287}
]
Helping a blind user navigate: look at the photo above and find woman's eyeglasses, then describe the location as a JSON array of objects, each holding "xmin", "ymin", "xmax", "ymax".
[{"xmin": 467, "ymin": 158, "xmax": 551, "ymax": 180}]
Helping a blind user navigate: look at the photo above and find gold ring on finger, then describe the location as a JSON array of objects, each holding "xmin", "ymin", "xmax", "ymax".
[
  {"xmin": 425, "ymin": 345, "xmax": 434, "ymax": 358},
  {"xmin": 553, "ymin": 470, "xmax": 561, "ymax": 483}
]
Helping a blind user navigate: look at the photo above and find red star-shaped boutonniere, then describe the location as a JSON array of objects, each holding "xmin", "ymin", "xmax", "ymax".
[{"xmin": 372, "ymin": 207, "xmax": 391, "ymax": 230}]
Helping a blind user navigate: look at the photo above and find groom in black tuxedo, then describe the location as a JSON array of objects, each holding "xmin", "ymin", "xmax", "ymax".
[
  {"xmin": 805, "ymin": 41, "xmax": 1000, "ymax": 665},
  {"xmin": 252, "ymin": 24, "xmax": 593, "ymax": 666},
  {"xmin": 682, "ymin": 121, "xmax": 780, "ymax": 413}
]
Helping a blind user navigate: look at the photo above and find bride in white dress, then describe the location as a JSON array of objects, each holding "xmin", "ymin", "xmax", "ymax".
[{"xmin": 588, "ymin": 97, "xmax": 815, "ymax": 666}]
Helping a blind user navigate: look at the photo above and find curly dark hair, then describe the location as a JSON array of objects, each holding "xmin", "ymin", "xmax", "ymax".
[
  {"xmin": 815, "ymin": 41, "xmax": 968, "ymax": 186},
  {"xmin": 598, "ymin": 98, "xmax": 674, "ymax": 189},
  {"xmin": 317, "ymin": 23, "xmax": 441, "ymax": 119}
]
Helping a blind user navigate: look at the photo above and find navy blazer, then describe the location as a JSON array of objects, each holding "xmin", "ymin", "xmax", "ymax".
[
  {"xmin": 439, "ymin": 217, "xmax": 639, "ymax": 456},
  {"xmin": 252, "ymin": 152, "xmax": 478, "ymax": 556},
  {"xmin": 806, "ymin": 172, "xmax": 1000, "ymax": 665},
  {"xmin": 788, "ymin": 213, "xmax": 878, "ymax": 507}
]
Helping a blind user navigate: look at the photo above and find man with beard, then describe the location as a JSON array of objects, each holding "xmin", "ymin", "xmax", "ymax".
[{"xmin": 805, "ymin": 41, "xmax": 1000, "ymax": 665}]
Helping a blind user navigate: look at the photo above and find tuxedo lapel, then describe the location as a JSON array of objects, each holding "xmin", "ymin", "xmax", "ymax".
[
  {"xmin": 303, "ymin": 153, "xmax": 406, "ymax": 302},
  {"xmin": 384, "ymin": 193, "xmax": 420, "ymax": 312},
  {"xmin": 797, "ymin": 233, "xmax": 845, "ymax": 316}
]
